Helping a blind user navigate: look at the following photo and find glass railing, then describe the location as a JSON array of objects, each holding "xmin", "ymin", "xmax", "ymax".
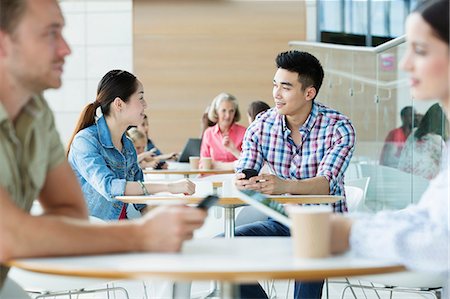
[{"xmin": 289, "ymin": 37, "xmax": 447, "ymax": 212}]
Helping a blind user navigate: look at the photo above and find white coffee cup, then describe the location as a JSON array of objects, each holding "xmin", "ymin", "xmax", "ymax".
[
  {"xmin": 287, "ymin": 205, "xmax": 332, "ymax": 259},
  {"xmin": 189, "ymin": 156, "xmax": 200, "ymax": 169},
  {"xmin": 201, "ymin": 157, "xmax": 212, "ymax": 170}
]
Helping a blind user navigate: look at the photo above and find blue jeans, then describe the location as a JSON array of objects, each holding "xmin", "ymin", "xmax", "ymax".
[{"xmin": 235, "ymin": 219, "xmax": 324, "ymax": 299}]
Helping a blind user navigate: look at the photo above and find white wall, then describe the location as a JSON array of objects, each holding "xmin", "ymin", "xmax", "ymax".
[{"xmin": 46, "ymin": 0, "xmax": 133, "ymax": 147}]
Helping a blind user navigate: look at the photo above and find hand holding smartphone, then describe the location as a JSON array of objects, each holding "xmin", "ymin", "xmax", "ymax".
[
  {"xmin": 242, "ymin": 168, "xmax": 258, "ymax": 179},
  {"xmin": 197, "ymin": 195, "xmax": 219, "ymax": 210},
  {"xmin": 154, "ymin": 161, "xmax": 166, "ymax": 170}
]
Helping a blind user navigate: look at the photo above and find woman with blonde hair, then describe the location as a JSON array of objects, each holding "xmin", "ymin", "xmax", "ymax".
[
  {"xmin": 200, "ymin": 92, "xmax": 246, "ymax": 168},
  {"xmin": 127, "ymin": 127, "xmax": 167, "ymax": 169}
]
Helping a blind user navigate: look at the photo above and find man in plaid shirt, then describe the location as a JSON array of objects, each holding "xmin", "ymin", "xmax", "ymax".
[{"xmin": 234, "ymin": 50, "xmax": 356, "ymax": 299}]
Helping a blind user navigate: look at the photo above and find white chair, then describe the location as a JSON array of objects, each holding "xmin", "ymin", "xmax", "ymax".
[
  {"xmin": 343, "ymin": 186, "xmax": 364, "ymax": 213},
  {"xmin": 341, "ymin": 271, "xmax": 445, "ymax": 299},
  {"xmin": 8, "ymin": 268, "xmax": 130, "ymax": 299},
  {"xmin": 345, "ymin": 177, "xmax": 370, "ymax": 202}
]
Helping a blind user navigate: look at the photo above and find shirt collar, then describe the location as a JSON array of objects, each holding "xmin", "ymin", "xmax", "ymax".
[
  {"xmin": 302, "ymin": 101, "xmax": 319, "ymax": 132},
  {"xmin": 96, "ymin": 116, "xmax": 115, "ymax": 148},
  {"xmin": 0, "ymin": 95, "xmax": 44, "ymax": 127},
  {"xmin": 212, "ymin": 123, "xmax": 237, "ymax": 134},
  {"xmin": 96, "ymin": 116, "xmax": 130, "ymax": 150},
  {"xmin": 281, "ymin": 102, "xmax": 319, "ymax": 134}
]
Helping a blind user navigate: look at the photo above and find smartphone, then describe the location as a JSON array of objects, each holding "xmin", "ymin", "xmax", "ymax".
[
  {"xmin": 197, "ymin": 195, "xmax": 219, "ymax": 210},
  {"xmin": 154, "ymin": 161, "xmax": 165, "ymax": 170},
  {"xmin": 242, "ymin": 168, "xmax": 258, "ymax": 179}
]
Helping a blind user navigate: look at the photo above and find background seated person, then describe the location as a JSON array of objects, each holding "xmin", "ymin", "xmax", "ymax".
[
  {"xmin": 137, "ymin": 114, "xmax": 179, "ymax": 162},
  {"xmin": 127, "ymin": 127, "xmax": 167, "ymax": 169},
  {"xmin": 398, "ymin": 103, "xmax": 448, "ymax": 180},
  {"xmin": 200, "ymin": 105, "xmax": 216, "ymax": 138},
  {"xmin": 247, "ymin": 100, "xmax": 271, "ymax": 124},
  {"xmin": 67, "ymin": 70, "xmax": 195, "ymax": 221},
  {"xmin": 234, "ymin": 50, "xmax": 356, "ymax": 299},
  {"xmin": 379, "ymin": 106, "xmax": 416, "ymax": 168},
  {"xmin": 200, "ymin": 92, "xmax": 246, "ymax": 169}
]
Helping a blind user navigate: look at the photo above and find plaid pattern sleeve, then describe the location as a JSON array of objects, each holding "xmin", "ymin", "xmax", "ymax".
[{"xmin": 236, "ymin": 103, "xmax": 356, "ymax": 213}]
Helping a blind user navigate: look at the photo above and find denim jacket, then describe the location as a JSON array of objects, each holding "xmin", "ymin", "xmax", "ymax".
[{"xmin": 68, "ymin": 116, "xmax": 145, "ymax": 220}]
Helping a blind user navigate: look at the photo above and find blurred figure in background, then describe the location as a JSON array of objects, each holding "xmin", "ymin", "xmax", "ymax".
[
  {"xmin": 200, "ymin": 105, "xmax": 216, "ymax": 138},
  {"xmin": 398, "ymin": 103, "xmax": 448, "ymax": 179},
  {"xmin": 379, "ymin": 106, "xmax": 417, "ymax": 167},
  {"xmin": 247, "ymin": 100, "xmax": 271, "ymax": 124},
  {"xmin": 137, "ymin": 114, "xmax": 179, "ymax": 162},
  {"xmin": 127, "ymin": 127, "xmax": 167, "ymax": 169},
  {"xmin": 201, "ymin": 92, "xmax": 246, "ymax": 168}
]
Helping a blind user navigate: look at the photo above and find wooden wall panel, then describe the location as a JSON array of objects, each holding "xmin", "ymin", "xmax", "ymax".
[{"xmin": 133, "ymin": 0, "xmax": 306, "ymax": 152}]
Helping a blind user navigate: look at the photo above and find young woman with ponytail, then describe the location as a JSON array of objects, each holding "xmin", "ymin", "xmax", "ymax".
[{"xmin": 67, "ymin": 70, "xmax": 195, "ymax": 221}]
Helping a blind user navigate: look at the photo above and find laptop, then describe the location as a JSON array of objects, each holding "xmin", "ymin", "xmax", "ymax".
[{"xmin": 178, "ymin": 138, "xmax": 202, "ymax": 163}]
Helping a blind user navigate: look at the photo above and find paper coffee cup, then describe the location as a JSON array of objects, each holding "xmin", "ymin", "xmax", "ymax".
[
  {"xmin": 189, "ymin": 156, "xmax": 200, "ymax": 169},
  {"xmin": 287, "ymin": 205, "xmax": 332, "ymax": 259},
  {"xmin": 201, "ymin": 157, "xmax": 212, "ymax": 170}
]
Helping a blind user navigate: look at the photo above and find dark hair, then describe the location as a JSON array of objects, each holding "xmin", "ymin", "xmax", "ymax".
[
  {"xmin": 414, "ymin": 0, "xmax": 449, "ymax": 44},
  {"xmin": 415, "ymin": 103, "xmax": 449, "ymax": 141},
  {"xmin": 0, "ymin": 0, "xmax": 27, "ymax": 34},
  {"xmin": 276, "ymin": 50, "xmax": 324, "ymax": 100},
  {"xmin": 400, "ymin": 106, "xmax": 414, "ymax": 118},
  {"xmin": 248, "ymin": 100, "xmax": 270, "ymax": 122},
  {"xmin": 67, "ymin": 70, "xmax": 138, "ymax": 155}
]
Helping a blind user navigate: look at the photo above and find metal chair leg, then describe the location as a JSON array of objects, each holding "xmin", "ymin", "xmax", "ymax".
[{"xmin": 34, "ymin": 286, "xmax": 130, "ymax": 299}]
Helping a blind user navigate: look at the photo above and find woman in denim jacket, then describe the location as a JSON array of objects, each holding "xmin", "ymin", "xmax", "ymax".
[{"xmin": 67, "ymin": 70, "xmax": 195, "ymax": 221}]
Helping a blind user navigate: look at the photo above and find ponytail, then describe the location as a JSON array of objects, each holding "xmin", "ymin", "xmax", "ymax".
[
  {"xmin": 66, "ymin": 69, "xmax": 138, "ymax": 156},
  {"xmin": 66, "ymin": 102, "xmax": 99, "ymax": 156}
]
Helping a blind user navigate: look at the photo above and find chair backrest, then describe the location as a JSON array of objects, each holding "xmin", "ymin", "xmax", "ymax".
[
  {"xmin": 345, "ymin": 177, "xmax": 370, "ymax": 202},
  {"xmin": 359, "ymin": 164, "xmax": 430, "ymax": 211},
  {"xmin": 344, "ymin": 186, "xmax": 364, "ymax": 213},
  {"xmin": 357, "ymin": 271, "xmax": 445, "ymax": 289}
]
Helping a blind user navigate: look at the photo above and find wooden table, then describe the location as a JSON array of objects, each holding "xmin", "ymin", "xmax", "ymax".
[
  {"xmin": 116, "ymin": 194, "xmax": 343, "ymax": 238},
  {"xmin": 143, "ymin": 168, "xmax": 234, "ymax": 178},
  {"xmin": 7, "ymin": 238, "xmax": 405, "ymax": 299}
]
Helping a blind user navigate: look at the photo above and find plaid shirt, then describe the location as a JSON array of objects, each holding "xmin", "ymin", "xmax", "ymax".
[{"xmin": 236, "ymin": 102, "xmax": 356, "ymax": 212}]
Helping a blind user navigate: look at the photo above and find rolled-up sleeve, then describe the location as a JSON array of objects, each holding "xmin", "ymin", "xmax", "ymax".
[
  {"xmin": 70, "ymin": 136, "xmax": 126, "ymax": 201},
  {"xmin": 317, "ymin": 119, "xmax": 356, "ymax": 194},
  {"xmin": 236, "ymin": 124, "xmax": 265, "ymax": 173}
]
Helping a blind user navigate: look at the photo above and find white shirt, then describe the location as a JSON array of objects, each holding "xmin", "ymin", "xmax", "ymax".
[{"xmin": 350, "ymin": 142, "xmax": 449, "ymax": 293}]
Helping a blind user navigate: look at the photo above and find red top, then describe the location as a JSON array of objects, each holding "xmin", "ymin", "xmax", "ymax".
[
  {"xmin": 379, "ymin": 127, "xmax": 409, "ymax": 167},
  {"xmin": 201, "ymin": 123, "xmax": 247, "ymax": 162},
  {"xmin": 118, "ymin": 204, "xmax": 127, "ymax": 220}
]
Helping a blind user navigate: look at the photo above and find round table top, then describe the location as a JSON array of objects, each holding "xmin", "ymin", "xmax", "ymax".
[{"xmin": 7, "ymin": 238, "xmax": 405, "ymax": 283}]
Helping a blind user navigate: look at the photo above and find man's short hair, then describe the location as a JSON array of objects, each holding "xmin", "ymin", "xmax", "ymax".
[
  {"xmin": 0, "ymin": 0, "xmax": 28, "ymax": 34},
  {"xmin": 276, "ymin": 50, "xmax": 324, "ymax": 99}
]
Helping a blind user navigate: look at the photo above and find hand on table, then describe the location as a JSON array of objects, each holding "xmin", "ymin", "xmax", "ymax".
[
  {"xmin": 139, "ymin": 206, "xmax": 207, "ymax": 252},
  {"xmin": 168, "ymin": 179, "xmax": 196, "ymax": 195}
]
